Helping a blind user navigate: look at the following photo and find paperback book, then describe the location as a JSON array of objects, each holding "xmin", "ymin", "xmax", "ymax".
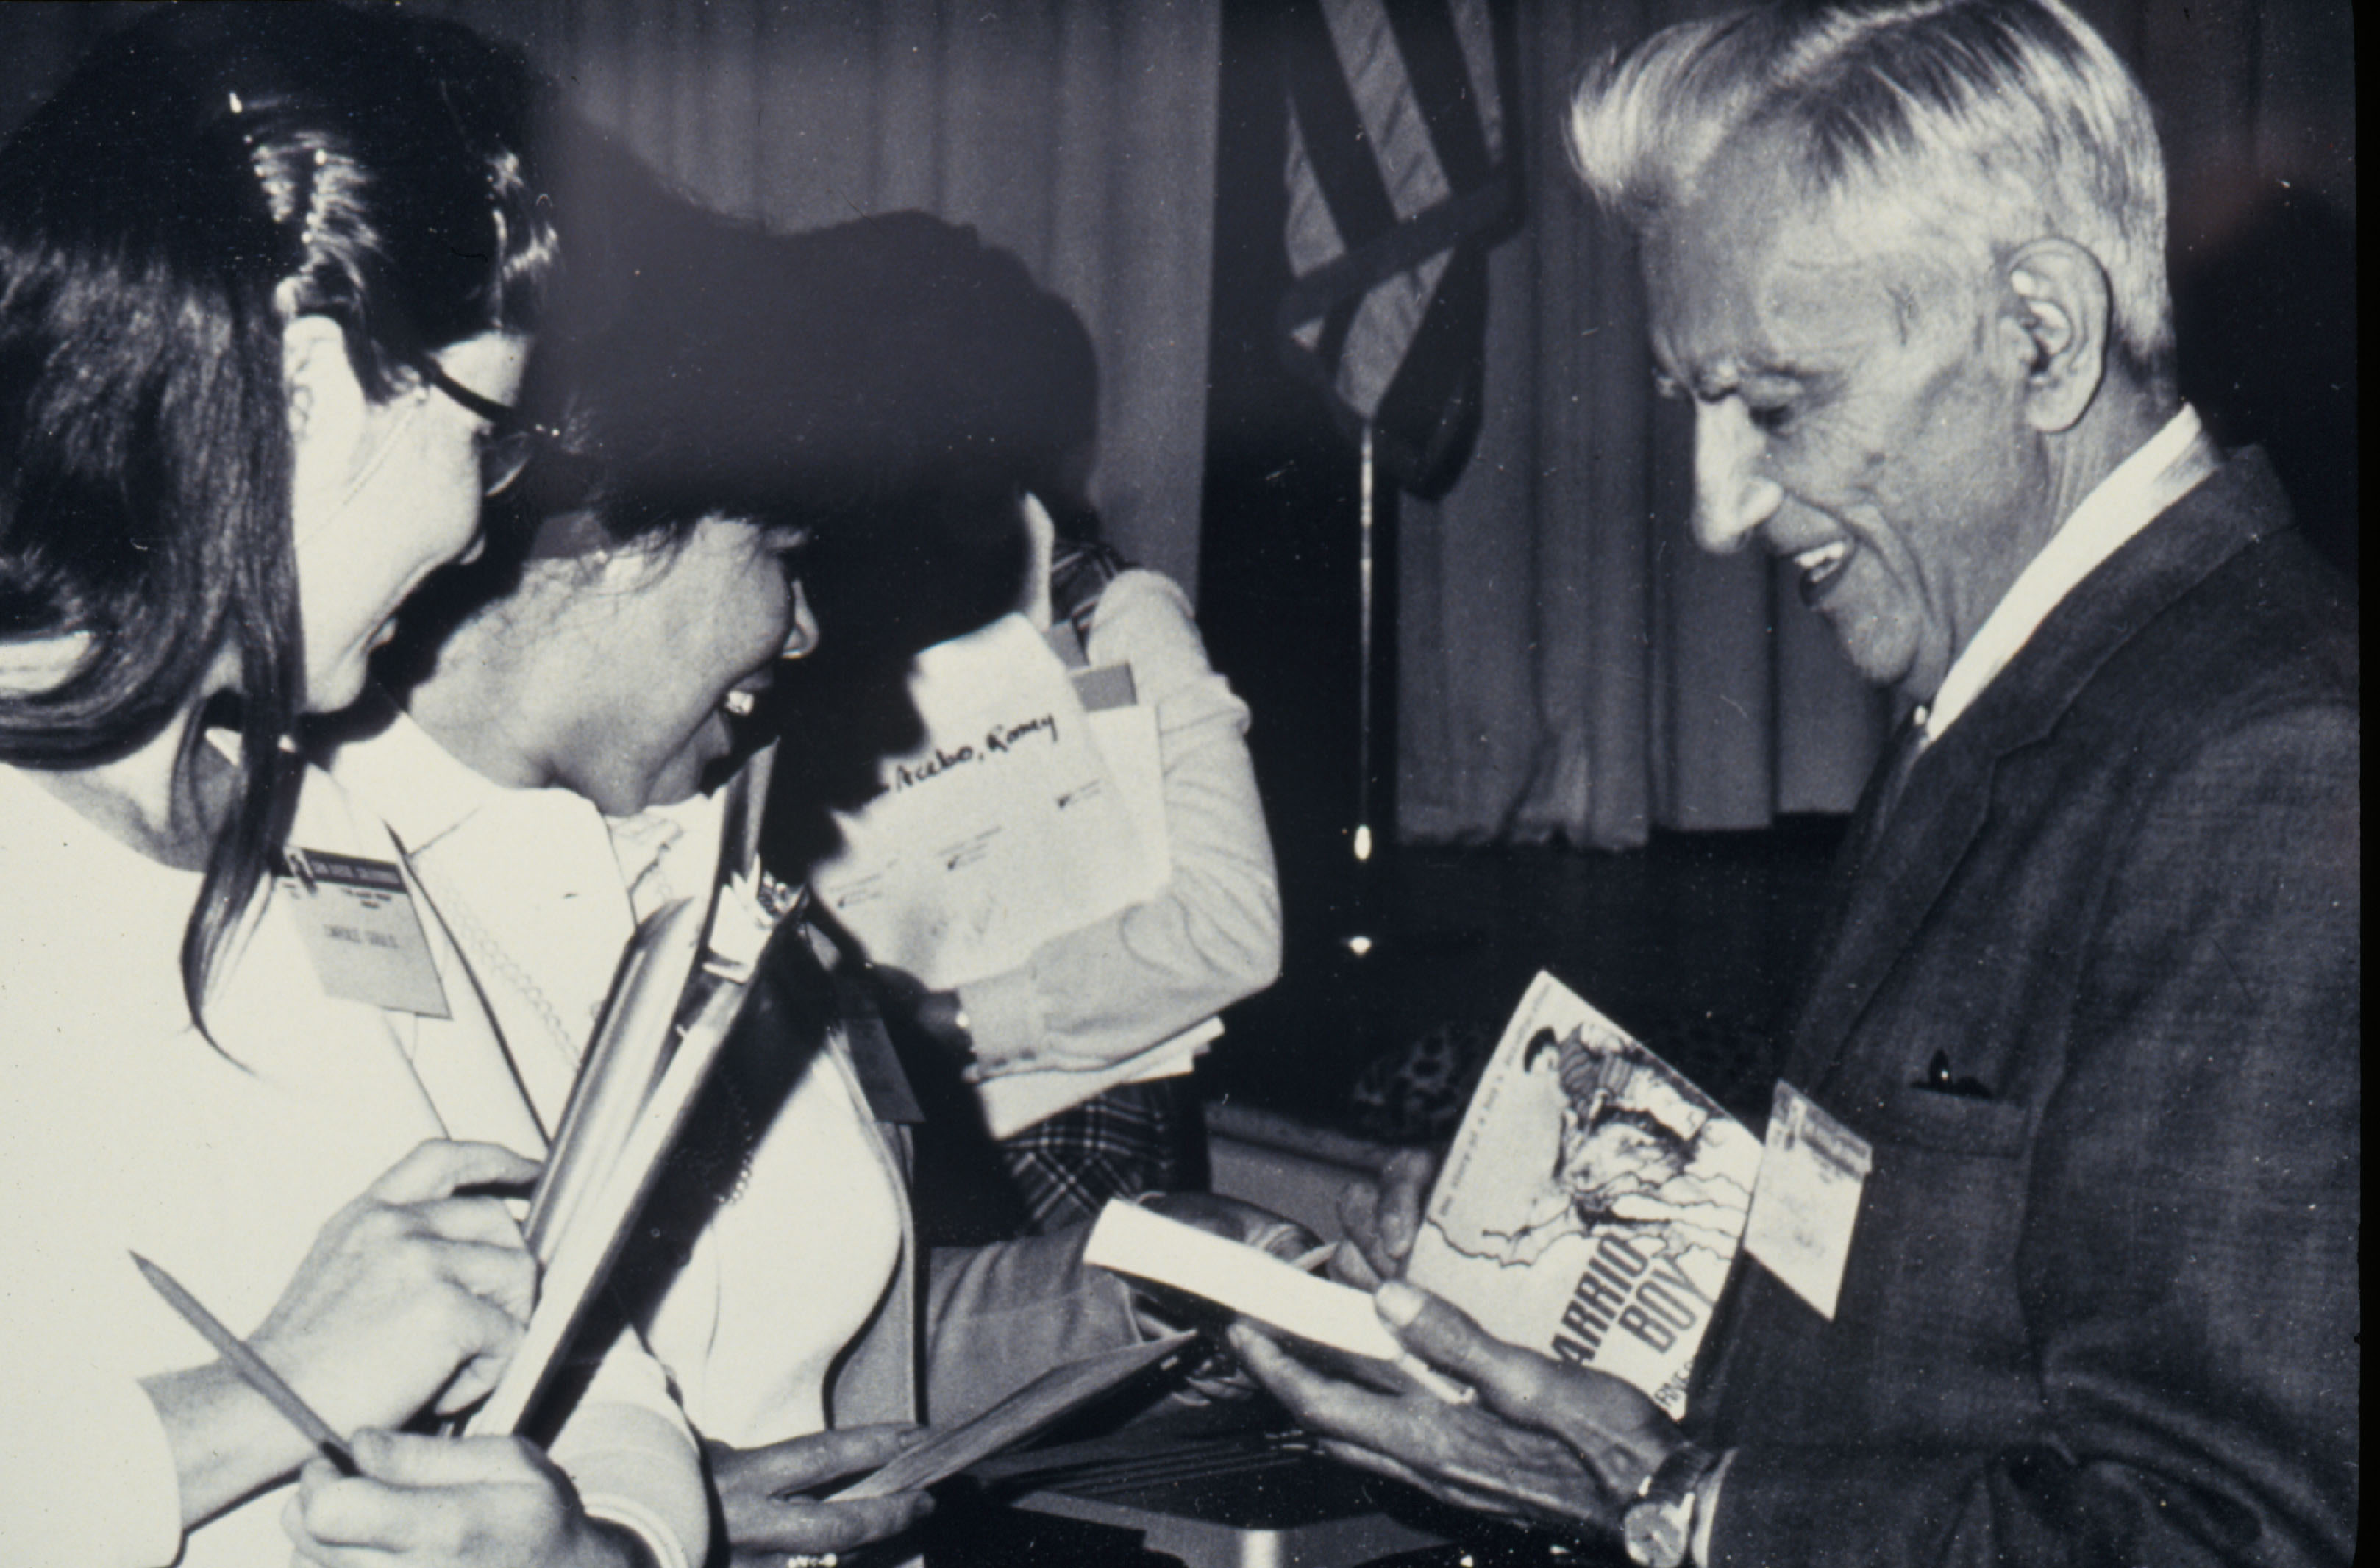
[
  {"xmin": 468, "ymin": 858, "xmax": 790, "ymax": 1436},
  {"xmin": 1405, "ymin": 972, "xmax": 1761, "ymax": 1418}
]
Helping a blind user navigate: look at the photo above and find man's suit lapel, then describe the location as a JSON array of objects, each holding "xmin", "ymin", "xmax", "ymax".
[
  {"xmin": 1781, "ymin": 714, "xmax": 1997, "ymax": 1091},
  {"xmin": 1778, "ymin": 448, "xmax": 2290, "ymax": 1096}
]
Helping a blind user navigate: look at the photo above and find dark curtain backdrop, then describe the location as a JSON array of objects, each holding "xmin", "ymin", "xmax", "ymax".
[
  {"xmin": 1396, "ymin": 0, "xmax": 2355, "ymax": 845},
  {"xmin": 0, "ymin": 0, "xmax": 1223, "ymax": 599}
]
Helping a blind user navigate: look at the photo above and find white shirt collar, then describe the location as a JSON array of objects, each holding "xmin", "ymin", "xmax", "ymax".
[
  {"xmin": 326, "ymin": 699, "xmax": 535, "ymax": 855},
  {"xmin": 327, "ymin": 700, "xmax": 724, "ymax": 902},
  {"xmin": 1920, "ymin": 405, "xmax": 2218, "ymax": 743},
  {"xmin": 608, "ymin": 790, "xmax": 722, "ymax": 924}
]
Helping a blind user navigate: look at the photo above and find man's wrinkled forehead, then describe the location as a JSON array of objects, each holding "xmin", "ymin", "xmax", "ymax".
[{"xmin": 1646, "ymin": 142, "xmax": 1948, "ymax": 384}]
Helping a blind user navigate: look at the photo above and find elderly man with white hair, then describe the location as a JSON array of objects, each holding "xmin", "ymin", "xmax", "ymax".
[{"xmin": 1232, "ymin": 4, "xmax": 2358, "ymax": 1565}]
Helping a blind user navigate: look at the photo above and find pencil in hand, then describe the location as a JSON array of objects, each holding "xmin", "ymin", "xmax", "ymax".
[{"xmin": 129, "ymin": 1251, "xmax": 359, "ymax": 1476}]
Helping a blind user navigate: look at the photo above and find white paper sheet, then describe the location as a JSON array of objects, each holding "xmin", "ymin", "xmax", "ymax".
[
  {"xmin": 811, "ymin": 615, "xmax": 1166, "ymax": 990},
  {"xmin": 976, "ymin": 1016, "xmax": 1221, "ymax": 1139}
]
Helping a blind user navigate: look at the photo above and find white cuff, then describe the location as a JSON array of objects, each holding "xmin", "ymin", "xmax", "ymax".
[
  {"xmin": 552, "ymin": 1403, "xmax": 707, "ymax": 1568},
  {"xmin": 955, "ymin": 966, "xmax": 1044, "ymax": 1069},
  {"xmin": 1691, "ymin": 1447, "xmax": 1734, "ymax": 1566}
]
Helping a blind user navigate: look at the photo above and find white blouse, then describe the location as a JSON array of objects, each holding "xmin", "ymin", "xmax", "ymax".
[
  {"xmin": 0, "ymin": 758, "xmax": 705, "ymax": 1568},
  {"xmin": 328, "ymin": 712, "xmax": 905, "ymax": 1446}
]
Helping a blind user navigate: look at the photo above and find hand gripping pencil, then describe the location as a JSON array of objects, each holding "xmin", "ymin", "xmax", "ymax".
[{"xmin": 131, "ymin": 1251, "xmax": 358, "ymax": 1475}]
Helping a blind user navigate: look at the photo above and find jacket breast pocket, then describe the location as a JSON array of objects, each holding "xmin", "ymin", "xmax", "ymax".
[{"xmin": 1855, "ymin": 1082, "xmax": 2033, "ymax": 1159}]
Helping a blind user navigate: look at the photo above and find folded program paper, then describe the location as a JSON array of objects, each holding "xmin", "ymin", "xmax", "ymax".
[
  {"xmin": 812, "ymin": 614, "xmax": 1166, "ymax": 991},
  {"xmin": 471, "ymin": 874, "xmax": 797, "ymax": 1438},
  {"xmin": 521, "ymin": 897, "xmax": 707, "ymax": 1265}
]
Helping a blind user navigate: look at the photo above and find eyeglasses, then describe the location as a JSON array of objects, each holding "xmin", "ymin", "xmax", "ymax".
[{"xmin": 415, "ymin": 356, "xmax": 564, "ymax": 498}]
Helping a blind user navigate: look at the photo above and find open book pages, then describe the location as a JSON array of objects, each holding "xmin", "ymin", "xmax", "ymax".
[
  {"xmin": 810, "ymin": 613, "xmax": 1166, "ymax": 991},
  {"xmin": 833, "ymin": 1330, "xmax": 1197, "ymax": 1501},
  {"xmin": 1083, "ymin": 1200, "xmax": 1401, "ymax": 1364},
  {"xmin": 1406, "ymin": 973, "xmax": 1761, "ymax": 1419}
]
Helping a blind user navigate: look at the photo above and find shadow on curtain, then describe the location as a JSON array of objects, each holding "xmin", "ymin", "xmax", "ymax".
[{"xmin": 427, "ymin": 0, "xmax": 1225, "ymax": 599}]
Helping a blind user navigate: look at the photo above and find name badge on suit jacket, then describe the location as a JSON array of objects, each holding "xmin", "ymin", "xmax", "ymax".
[{"xmin": 1742, "ymin": 1082, "xmax": 1871, "ymax": 1320}]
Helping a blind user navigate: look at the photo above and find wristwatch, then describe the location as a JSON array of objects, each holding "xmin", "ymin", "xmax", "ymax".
[{"xmin": 1622, "ymin": 1442, "xmax": 1720, "ymax": 1567}]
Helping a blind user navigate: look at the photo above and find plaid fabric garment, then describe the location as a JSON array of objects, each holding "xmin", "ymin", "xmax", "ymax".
[{"xmin": 997, "ymin": 1080, "xmax": 1204, "ymax": 1233}]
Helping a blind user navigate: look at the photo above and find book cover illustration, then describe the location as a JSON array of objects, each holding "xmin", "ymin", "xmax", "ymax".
[{"xmin": 1406, "ymin": 972, "xmax": 1761, "ymax": 1419}]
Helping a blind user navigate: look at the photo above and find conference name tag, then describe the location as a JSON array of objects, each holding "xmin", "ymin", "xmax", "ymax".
[
  {"xmin": 1742, "ymin": 1080, "xmax": 1871, "ymax": 1321},
  {"xmin": 279, "ymin": 848, "xmax": 450, "ymax": 1018}
]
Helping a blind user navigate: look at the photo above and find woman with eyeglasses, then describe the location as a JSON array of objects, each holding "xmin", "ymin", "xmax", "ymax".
[{"xmin": 0, "ymin": 10, "xmax": 705, "ymax": 1567}]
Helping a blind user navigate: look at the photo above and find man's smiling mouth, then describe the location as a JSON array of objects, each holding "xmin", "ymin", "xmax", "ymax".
[{"xmin": 1793, "ymin": 540, "xmax": 1852, "ymax": 605}]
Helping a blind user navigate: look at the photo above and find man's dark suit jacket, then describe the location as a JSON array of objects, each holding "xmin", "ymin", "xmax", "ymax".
[{"xmin": 1689, "ymin": 449, "xmax": 2359, "ymax": 1567}]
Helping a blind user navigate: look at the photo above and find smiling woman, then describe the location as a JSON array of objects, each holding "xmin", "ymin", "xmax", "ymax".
[
  {"xmin": 370, "ymin": 218, "xmax": 836, "ymax": 818},
  {"xmin": 316, "ymin": 211, "xmax": 1002, "ymax": 1566},
  {"xmin": 0, "ymin": 8, "xmax": 712, "ymax": 1568},
  {"xmin": 291, "ymin": 331, "xmax": 533, "ymax": 714},
  {"xmin": 402, "ymin": 509, "xmax": 819, "ymax": 815}
]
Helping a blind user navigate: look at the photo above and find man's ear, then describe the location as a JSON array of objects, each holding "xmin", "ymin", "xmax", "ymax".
[{"xmin": 2000, "ymin": 238, "xmax": 2109, "ymax": 434}]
